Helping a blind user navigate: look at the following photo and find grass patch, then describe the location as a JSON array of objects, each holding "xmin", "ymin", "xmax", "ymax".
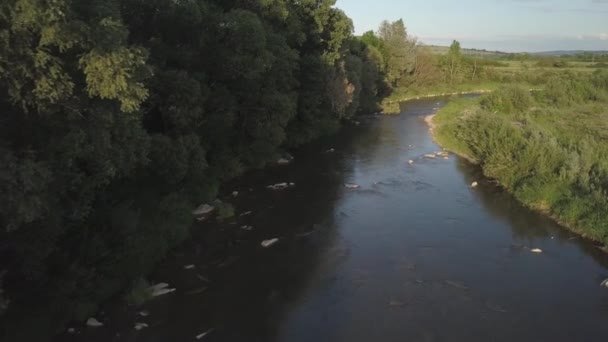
[{"xmin": 433, "ymin": 71, "xmax": 608, "ymax": 245}]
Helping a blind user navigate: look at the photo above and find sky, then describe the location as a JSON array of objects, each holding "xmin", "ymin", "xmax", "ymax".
[{"xmin": 335, "ymin": 0, "xmax": 608, "ymax": 52}]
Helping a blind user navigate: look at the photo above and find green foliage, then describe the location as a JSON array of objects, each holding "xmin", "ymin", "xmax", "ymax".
[
  {"xmin": 216, "ymin": 202, "xmax": 236, "ymax": 222},
  {"xmin": 434, "ymin": 75, "xmax": 608, "ymax": 245},
  {"xmin": 125, "ymin": 278, "xmax": 152, "ymax": 306},
  {"xmin": 0, "ymin": 0, "xmax": 388, "ymax": 337},
  {"xmin": 480, "ymin": 85, "xmax": 533, "ymax": 114},
  {"xmin": 377, "ymin": 19, "xmax": 416, "ymax": 87}
]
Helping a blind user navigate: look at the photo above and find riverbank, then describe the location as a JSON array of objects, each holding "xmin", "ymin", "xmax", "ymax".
[
  {"xmin": 427, "ymin": 76, "xmax": 608, "ymax": 248},
  {"xmin": 380, "ymin": 82, "xmax": 512, "ymax": 114}
]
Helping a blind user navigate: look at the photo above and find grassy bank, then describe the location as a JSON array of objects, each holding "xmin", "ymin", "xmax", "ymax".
[
  {"xmin": 380, "ymin": 82, "xmax": 534, "ymax": 114},
  {"xmin": 432, "ymin": 71, "xmax": 608, "ymax": 245}
]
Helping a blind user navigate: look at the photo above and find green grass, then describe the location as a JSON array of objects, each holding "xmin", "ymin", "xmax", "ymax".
[
  {"xmin": 433, "ymin": 73, "xmax": 608, "ymax": 245},
  {"xmin": 381, "ymin": 82, "xmax": 528, "ymax": 114}
]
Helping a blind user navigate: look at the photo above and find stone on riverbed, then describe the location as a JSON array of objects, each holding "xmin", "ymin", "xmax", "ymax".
[
  {"xmin": 261, "ymin": 238, "xmax": 279, "ymax": 248},
  {"xmin": 148, "ymin": 283, "xmax": 176, "ymax": 297},
  {"xmin": 530, "ymin": 248, "xmax": 543, "ymax": 254},
  {"xmin": 134, "ymin": 322, "xmax": 148, "ymax": 331},
  {"xmin": 471, "ymin": 181, "xmax": 479, "ymax": 188},
  {"xmin": 345, "ymin": 183, "xmax": 360, "ymax": 189},
  {"xmin": 192, "ymin": 204, "xmax": 215, "ymax": 216},
  {"xmin": 86, "ymin": 317, "xmax": 103, "ymax": 327},
  {"xmin": 267, "ymin": 182, "xmax": 295, "ymax": 190},
  {"xmin": 424, "ymin": 154, "xmax": 436, "ymax": 159},
  {"xmin": 601, "ymin": 279, "xmax": 608, "ymax": 288},
  {"xmin": 196, "ymin": 329, "xmax": 214, "ymax": 340},
  {"xmin": 277, "ymin": 158, "xmax": 291, "ymax": 165}
]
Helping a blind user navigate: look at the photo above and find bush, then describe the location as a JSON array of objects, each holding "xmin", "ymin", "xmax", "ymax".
[{"xmin": 480, "ymin": 85, "xmax": 533, "ymax": 114}]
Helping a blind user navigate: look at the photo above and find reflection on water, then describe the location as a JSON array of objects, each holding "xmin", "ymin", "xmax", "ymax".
[{"xmin": 58, "ymin": 97, "xmax": 608, "ymax": 342}]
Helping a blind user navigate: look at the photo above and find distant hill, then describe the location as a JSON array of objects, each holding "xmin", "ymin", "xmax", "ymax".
[{"xmin": 532, "ymin": 50, "xmax": 608, "ymax": 56}]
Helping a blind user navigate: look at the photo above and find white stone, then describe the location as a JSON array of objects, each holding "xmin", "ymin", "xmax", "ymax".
[
  {"xmin": 196, "ymin": 329, "xmax": 214, "ymax": 340},
  {"xmin": 148, "ymin": 283, "xmax": 176, "ymax": 297},
  {"xmin": 530, "ymin": 248, "xmax": 543, "ymax": 254},
  {"xmin": 134, "ymin": 323, "xmax": 148, "ymax": 331},
  {"xmin": 471, "ymin": 182, "xmax": 479, "ymax": 188},
  {"xmin": 345, "ymin": 183, "xmax": 360, "ymax": 189},
  {"xmin": 261, "ymin": 238, "xmax": 279, "ymax": 248},
  {"xmin": 192, "ymin": 204, "xmax": 215, "ymax": 216},
  {"xmin": 86, "ymin": 318, "xmax": 103, "ymax": 327}
]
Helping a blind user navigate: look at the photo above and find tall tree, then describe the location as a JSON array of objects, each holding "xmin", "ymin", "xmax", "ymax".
[
  {"xmin": 377, "ymin": 19, "xmax": 416, "ymax": 87},
  {"xmin": 443, "ymin": 40, "xmax": 463, "ymax": 84}
]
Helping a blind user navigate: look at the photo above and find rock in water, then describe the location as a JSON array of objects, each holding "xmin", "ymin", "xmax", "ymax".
[
  {"xmin": 471, "ymin": 181, "xmax": 479, "ymax": 188},
  {"xmin": 261, "ymin": 238, "xmax": 279, "ymax": 248},
  {"xmin": 345, "ymin": 183, "xmax": 360, "ymax": 189},
  {"xmin": 134, "ymin": 323, "xmax": 148, "ymax": 331},
  {"xmin": 277, "ymin": 158, "xmax": 291, "ymax": 165},
  {"xmin": 192, "ymin": 204, "xmax": 215, "ymax": 216},
  {"xmin": 86, "ymin": 318, "xmax": 103, "ymax": 327},
  {"xmin": 148, "ymin": 283, "xmax": 176, "ymax": 297},
  {"xmin": 267, "ymin": 183, "xmax": 294, "ymax": 190},
  {"xmin": 424, "ymin": 154, "xmax": 436, "ymax": 159},
  {"xmin": 408, "ymin": 160, "xmax": 414, "ymax": 165},
  {"xmin": 530, "ymin": 248, "xmax": 543, "ymax": 254},
  {"xmin": 196, "ymin": 329, "xmax": 214, "ymax": 340},
  {"xmin": 601, "ymin": 279, "xmax": 608, "ymax": 288}
]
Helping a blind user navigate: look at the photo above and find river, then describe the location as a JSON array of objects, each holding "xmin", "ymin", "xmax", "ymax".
[{"xmin": 60, "ymin": 96, "xmax": 608, "ymax": 342}]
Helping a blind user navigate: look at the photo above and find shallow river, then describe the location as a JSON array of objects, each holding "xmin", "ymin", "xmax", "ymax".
[{"xmin": 63, "ymin": 96, "xmax": 608, "ymax": 342}]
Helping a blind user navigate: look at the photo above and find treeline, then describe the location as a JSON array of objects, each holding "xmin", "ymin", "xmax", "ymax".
[
  {"xmin": 360, "ymin": 24, "xmax": 495, "ymax": 89},
  {"xmin": 0, "ymin": 0, "xmax": 388, "ymax": 336},
  {"xmin": 434, "ymin": 70, "xmax": 608, "ymax": 246}
]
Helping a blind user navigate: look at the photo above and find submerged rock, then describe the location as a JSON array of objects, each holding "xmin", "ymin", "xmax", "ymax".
[
  {"xmin": 345, "ymin": 183, "xmax": 360, "ymax": 189},
  {"xmin": 408, "ymin": 160, "xmax": 414, "ymax": 165},
  {"xmin": 267, "ymin": 183, "xmax": 295, "ymax": 190},
  {"xmin": 138, "ymin": 310, "xmax": 150, "ymax": 317},
  {"xmin": 192, "ymin": 204, "xmax": 215, "ymax": 216},
  {"xmin": 530, "ymin": 248, "xmax": 543, "ymax": 254},
  {"xmin": 232, "ymin": 191, "xmax": 239, "ymax": 197},
  {"xmin": 277, "ymin": 158, "xmax": 291, "ymax": 165},
  {"xmin": 148, "ymin": 283, "xmax": 176, "ymax": 297},
  {"xmin": 326, "ymin": 148, "xmax": 336, "ymax": 153},
  {"xmin": 134, "ymin": 323, "xmax": 148, "ymax": 331},
  {"xmin": 471, "ymin": 181, "xmax": 479, "ymax": 188},
  {"xmin": 184, "ymin": 264, "xmax": 195, "ymax": 270},
  {"xmin": 86, "ymin": 317, "xmax": 103, "ymax": 327},
  {"xmin": 601, "ymin": 279, "xmax": 608, "ymax": 288},
  {"xmin": 261, "ymin": 238, "xmax": 280, "ymax": 248},
  {"xmin": 424, "ymin": 154, "xmax": 436, "ymax": 159},
  {"xmin": 240, "ymin": 225, "xmax": 254, "ymax": 231},
  {"xmin": 196, "ymin": 329, "xmax": 214, "ymax": 340}
]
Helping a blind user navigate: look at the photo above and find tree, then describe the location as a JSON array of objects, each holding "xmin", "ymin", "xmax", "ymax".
[
  {"xmin": 377, "ymin": 19, "xmax": 417, "ymax": 87},
  {"xmin": 443, "ymin": 40, "xmax": 463, "ymax": 84}
]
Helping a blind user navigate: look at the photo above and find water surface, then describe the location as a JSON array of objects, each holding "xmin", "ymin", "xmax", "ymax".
[{"xmin": 63, "ymin": 96, "xmax": 608, "ymax": 342}]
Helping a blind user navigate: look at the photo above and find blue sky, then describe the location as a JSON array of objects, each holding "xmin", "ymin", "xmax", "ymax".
[{"xmin": 335, "ymin": 0, "xmax": 608, "ymax": 52}]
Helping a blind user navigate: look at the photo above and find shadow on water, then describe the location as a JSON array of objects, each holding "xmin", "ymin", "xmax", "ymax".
[{"xmin": 53, "ymin": 122, "xmax": 369, "ymax": 342}]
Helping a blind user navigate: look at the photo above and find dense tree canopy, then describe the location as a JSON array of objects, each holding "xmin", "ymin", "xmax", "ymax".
[{"xmin": 0, "ymin": 0, "xmax": 388, "ymax": 337}]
